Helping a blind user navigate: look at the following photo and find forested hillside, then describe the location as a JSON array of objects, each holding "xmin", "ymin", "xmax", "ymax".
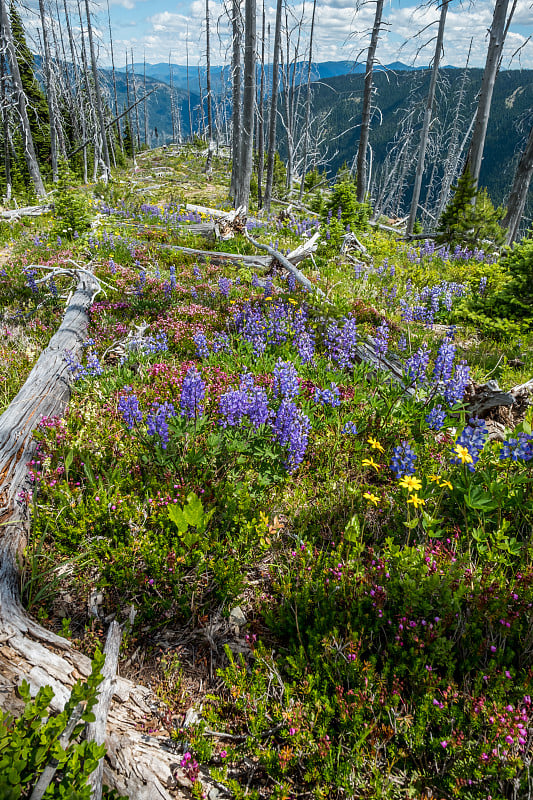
[{"xmin": 304, "ymin": 67, "xmax": 533, "ymax": 213}]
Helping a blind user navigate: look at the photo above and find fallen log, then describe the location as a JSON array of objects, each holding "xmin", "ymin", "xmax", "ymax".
[
  {"xmin": 0, "ymin": 204, "xmax": 53, "ymax": 220},
  {"xmin": 0, "ymin": 271, "xmax": 189, "ymax": 799}
]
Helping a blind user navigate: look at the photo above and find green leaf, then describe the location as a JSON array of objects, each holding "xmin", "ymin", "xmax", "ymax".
[{"xmin": 168, "ymin": 505, "xmax": 189, "ymax": 534}]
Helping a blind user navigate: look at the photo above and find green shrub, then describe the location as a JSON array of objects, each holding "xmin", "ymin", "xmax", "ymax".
[
  {"xmin": 51, "ymin": 161, "xmax": 92, "ymax": 240},
  {"xmin": 0, "ymin": 653, "xmax": 125, "ymax": 798},
  {"xmin": 436, "ymin": 168, "xmax": 506, "ymax": 250},
  {"xmin": 323, "ymin": 176, "xmax": 372, "ymax": 232}
]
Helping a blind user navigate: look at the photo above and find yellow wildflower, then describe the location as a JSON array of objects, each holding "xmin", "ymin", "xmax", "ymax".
[
  {"xmin": 407, "ymin": 494, "xmax": 426, "ymax": 509},
  {"xmin": 367, "ymin": 436, "xmax": 385, "ymax": 453},
  {"xmin": 363, "ymin": 492, "xmax": 380, "ymax": 506},
  {"xmin": 439, "ymin": 479, "xmax": 453, "ymax": 490},
  {"xmin": 399, "ymin": 475, "xmax": 422, "ymax": 492},
  {"xmin": 454, "ymin": 444, "xmax": 473, "ymax": 465},
  {"xmin": 362, "ymin": 457, "xmax": 380, "ymax": 472},
  {"xmin": 428, "ymin": 474, "xmax": 441, "ymax": 483}
]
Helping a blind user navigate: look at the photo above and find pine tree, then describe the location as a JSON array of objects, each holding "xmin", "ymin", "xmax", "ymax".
[
  {"xmin": 122, "ymin": 112, "xmax": 134, "ymax": 158},
  {"xmin": 436, "ymin": 168, "xmax": 506, "ymax": 250},
  {"xmin": 9, "ymin": 0, "xmax": 50, "ymax": 170}
]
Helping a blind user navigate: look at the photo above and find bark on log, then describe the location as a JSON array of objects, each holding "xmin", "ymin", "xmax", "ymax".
[
  {"xmin": 0, "ymin": 204, "xmax": 53, "ymax": 220},
  {"xmin": 0, "ymin": 273, "xmax": 188, "ymax": 799}
]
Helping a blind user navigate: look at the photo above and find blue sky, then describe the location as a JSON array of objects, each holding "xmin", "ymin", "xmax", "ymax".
[{"xmin": 22, "ymin": 0, "xmax": 533, "ymax": 70}]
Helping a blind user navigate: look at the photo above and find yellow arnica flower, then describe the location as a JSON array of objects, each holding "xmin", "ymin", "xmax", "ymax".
[
  {"xmin": 454, "ymin": 444, "xmax": 473, "ymax": 464},
  {"xmin": 367, "ymin": 436, "xmax": 385, "ymax": 453},
  {"xmin": 362, "ymin": 457, "xmax": 380, "ymax": 471},
  {"xmin": 399, "ymin": 475, "xmax": 422, "ymax": 492},
  {"xmin": 428, "ymin": 474, "xmax": 441, "ymax": 483},
  {"xmin": 363, "ymin": 492, "xmax": 380, "ymax": 506},
  {"xmin": 439, "ymin": 479, "xmax": 453, "ymax": 490},
  {"xmin": 407, "ymin": 494, "xmax": 426, "ymax": 509}
]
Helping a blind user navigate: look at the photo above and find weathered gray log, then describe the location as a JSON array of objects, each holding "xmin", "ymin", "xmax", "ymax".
[
  {"xmin": 0, "ymin": 273, "xmax": 189, "ymax": 800},
  {"xmin": 87, "ymin": 620, "xmax": 122, "ymax": 800},
  {"xmin": 244, "ymin": 229, "xmax": 323, "ymax": 295},
  {"xmin": 28, "ymin": 701, "xmax": 86, "ymax": 800},
  {"xmin": 0, "ymin": 204, "xmax": 53, "ymax": 220},
  {"xmin": 464, "ymin": 379, "xmax": 515, "ymax": 417}
]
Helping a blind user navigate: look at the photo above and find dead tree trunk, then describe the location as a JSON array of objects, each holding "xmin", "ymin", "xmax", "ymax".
[
  {"xmin": 406, "ymin": 0, "xmax": 448, "ymax": 236},
  {"xmin": 234, "ymin": 0, "xmax": 256, "ymax": 210},
  {"xmin": 256, "ymin": 0, "xmax": 266, "ymax": 208},
  {"xmin": 465, "ymin": 0, "xmax": 514, "ymax": 187},
  {"xmin": 299, "ymin": 0, "xmax": 317, "ymax": 202},
  {"xmin": 38, "ymin": 0, "xmax": 59, "ymax": 181},
  {"xmin": 230, "ymin": 0, "xmax": 242, "ymax": 199},
  {"xmin": 263, "ymin": 0, "xmax": 282, "ymax": 212},
  {"xmin": 84, "ymin": 0, "xmax": 111, "ymax": 179},
  {"xmin": 356, "ymin": 0, "xmax": 384, "ymax": 203},
  {"xmin": 0, "ymin": 274, "xmax": 189, "ymax": 799},
  {"xmin": 502, "ymin": 122, "xmax": 533, "ymax": 244},
  {"xmin": 0, "ymin": 0, "xmax": 46, "ymax": 197}
]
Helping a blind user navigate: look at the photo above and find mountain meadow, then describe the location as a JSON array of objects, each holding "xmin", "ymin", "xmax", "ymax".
[{"xmin": 0, "ymin": 143, "xmax": 532, "ymax": 799}]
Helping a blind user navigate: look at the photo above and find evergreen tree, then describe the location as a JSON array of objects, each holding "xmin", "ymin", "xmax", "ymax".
[
  {"xmin": 9, "ymin": 0, "xmax": 50, "ymax": 170},
  {"xmin": 436, "ymin": 168, "xmax": 506, "ymax": 250},
  {"xmin": 122, "ymin": 112, "xmax": 134, "ymax": 159}
]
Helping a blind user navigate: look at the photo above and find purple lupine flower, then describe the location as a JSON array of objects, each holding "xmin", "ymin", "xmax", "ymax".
[
  {"xmin": 443, "ymin": 360, "xmax": 470, "ymax": 405},
  {"xmin": 193, "ymin": 265, "xmax": 202, "ymax": 280},
  {"xmin": 272, "ymin": 400, "xmax": 311, "ymax": 473},
  {"xmin": 342, "ymin": 421, "xmax": 358, "ymax": 435},
  {"xmin": 219, "ymin": 388, "xmax": 249, "ymax": 427},
  {"xmin": 273, "ymin": 359, "xmax": 299, "ymax": 400},
  {"xmin": 426, "ymin": 404, "xmax": 446, "ymax": 431},
  {"xmin": 404, "ymin": 345, "xmax": 430, "ymax": 387},
  {"xmin": 212, "ymin": 331, "xmax": 231, "ymax": 353},
  {"xmin": 180, "ymin": 366, "xmax": 205, "ymax": 419},
  {"xmin": 479, "ymin": 276, "xmax": 488, "ymax": 296},
  {"xmin": 451, "ymin": 417, "xmax": 488, "ymax": 472},
  {"xmin": 397, "ymin": 335, "xmax": 407, "ymax": 352},
  {"xmin": 118, "ymin": 390, "xmax": 143, "ymax": 429},
  {"xmin": 375, "ymin": 321, "xmax": 389, "ymax": 358},
  {"xmin": 500, "ymin": 433, "xmax": 533, "ymax": 462},
  {"xmin": 433, "ymin": 338, "xmax": 456, "ymax": 385},
  {"xmin": 169, "ymin": 265, "xmax": 177, "ymax": 291},
  {"xmin": 247, "ymin": 386, "xmax": 271, "ymax": 428},
  {"xmin": 146, "ymin": 401, "xmax": 177, "ymax": 449},
  {"xmin": 390, "ymin": 441, "xmax": 417, "ymax": 478},
  {"xmin": 295, "ymin": 330, "xmax": 315, "ymax": 365},
  {"xmin": 218, "ymin": 276, "xmax": 232, "ymax": 298},
  {"xmin": 314, "ymin": 383, "xmax": 341, "ymax": 407},
  {"xmin": 326, "ymin": 316, "xmax": 358, "ymax": 370},
  {"xmin": 193, "ymin": 332, "xmax": 210, "ymax": 359}
]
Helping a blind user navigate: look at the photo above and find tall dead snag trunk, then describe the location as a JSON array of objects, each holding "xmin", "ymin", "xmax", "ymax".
[
  {"xmin": 230, "ymin": 0, "xmax": 242, "ymax": 199},
  {"xmin": 263, "ymin": 0, "xmax": 283, "ymax": 212},
  {"xmin": 204, "ymin": 0, "xmax": 214, "ymax": 175},
  {"xmin": 38, "ymin": 0, "xmax": 59, "ymax": 181},
  {"xmin": 299, "ymin": 0, "xmax": 317, "ymax": 203},
  {"xmin": 256, "ymin": 0, "xmax": 266, "ymax": 207},
  {"xmin": 0, "ymin": 275, "xmax": 187, "ymax": 799},
  {"xmin": 84, "ymin": 0, "xmax": 111, "ymax": 180},
  {"xmin": 502, "ymin": 122, "xmax": 533, "ymax": 244},
  {"xmin": 0, "ymin": 0, "xmax": 46, "ymax": 197},
  {"xmin": 406, "ymin": 0, "xmax": 448, "ymax": 236},
  {"xmin": 234, "ymin": 0, "xmax": 256, "ymax": 210},
  {"xmin": 356, "ymin": 0, "xmax": 384, "ymax": 203},
  {"xmin": 465, "ymin": 0, "xmax": 514, "ymax": 187}
]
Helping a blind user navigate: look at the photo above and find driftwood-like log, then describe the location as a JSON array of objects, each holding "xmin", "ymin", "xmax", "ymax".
[
  {"xmin": 244, "ymin": 229, "xmax": 322, "ymax": 295},
  {"xmin": 0, "ymin": 204, "xmax": 53, "ymax": 220},
  {"xmin": 87, "ymin": 620, "xmax": 122, "ymax": 800},
  {"xmin": 0, "ymin": 273, "xmax": 188, "ymax": 800}
]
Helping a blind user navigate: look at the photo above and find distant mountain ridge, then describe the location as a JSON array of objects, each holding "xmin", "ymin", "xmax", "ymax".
[{"xmin": 117, "ymin": 60, "xmax": 424, "ymax": 95}]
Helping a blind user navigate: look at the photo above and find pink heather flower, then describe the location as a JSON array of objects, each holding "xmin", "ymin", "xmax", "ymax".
[
  {"xmin": 220, "ymin": 750, "xmax": 227, "ymax": 758},
  {"xmin": 505, "ymin": 735, "xmax": 514, "ymax": 744},
  {"xmin": 440, "ymin": 740, "xmax": 448, "ymax": 748},
  {"xmin": 289, "ymin": 728, "xmax": 296, "ymax": 735}
]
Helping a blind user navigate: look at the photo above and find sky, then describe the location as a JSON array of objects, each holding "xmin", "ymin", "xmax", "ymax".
[{"xmin": 20, "ymin": 0, "xmax": 533, "ymax": 71}]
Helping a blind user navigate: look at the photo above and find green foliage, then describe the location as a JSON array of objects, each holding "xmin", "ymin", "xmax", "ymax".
[
  {"xmin": 323, "ymin": 175, "xmax": 372, "ymax": 232},
  {"xmin": 491, "ymin": 231, "xmax": 533, "ymax": 326},
  {"xmin": 9, "ymin": 1, "xmax": 50, "ymax": 171},
  {"xmin": 0, "ymin": 653, "xmax": 124, "ymax": 799},
  {"xmin": 436, "ymin": 168, "xmax": 507, "ymax": 250},
  {"xmin": 51, "ymin": 161, "xmax": 92, "ymax": 239}
]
